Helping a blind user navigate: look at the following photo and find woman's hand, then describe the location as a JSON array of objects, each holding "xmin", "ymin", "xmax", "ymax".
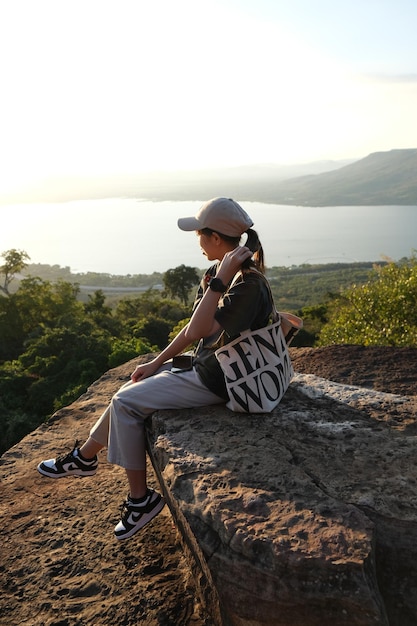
[
  {"xmin": 130, "ymin": 359, "xmax": 160, "ymax": 383},
  {"xmin": 216, "ymin": 246, "xmax": 253, "ymax": 284}
]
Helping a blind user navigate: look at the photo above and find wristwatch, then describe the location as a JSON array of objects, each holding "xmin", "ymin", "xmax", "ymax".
[{"xmin": 208, "ymin": 277, "xmax": 228, "ymax": 293}]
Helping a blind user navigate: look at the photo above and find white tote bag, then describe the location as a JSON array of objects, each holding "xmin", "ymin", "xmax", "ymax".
[
  {"xmin": 214, "ymin": 270, "xmax": 301, "ymax": 413},
  {"xmin": 215, "ymin": 317, "xmax": 294, "ymax": 413}
]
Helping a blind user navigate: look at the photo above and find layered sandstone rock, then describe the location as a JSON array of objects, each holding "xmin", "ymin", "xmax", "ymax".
[{"xmin": 147, "ymin": 374, "xmax": 417, "ymax": 626}]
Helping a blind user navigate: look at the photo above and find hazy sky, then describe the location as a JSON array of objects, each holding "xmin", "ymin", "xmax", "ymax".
[{"xmin": 1, "ymin": 0, "xmax": 416, "ymax": 196}]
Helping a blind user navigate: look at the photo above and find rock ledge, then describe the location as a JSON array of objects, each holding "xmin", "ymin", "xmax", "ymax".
[{"xmin": 147, "ymin": 372, "xmax": 417, "ymax": 626}]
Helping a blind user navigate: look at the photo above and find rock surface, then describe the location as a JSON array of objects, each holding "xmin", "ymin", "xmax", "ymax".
[
  {"xmin": 148, "ymin": 377, "xmax": 417, "ymax": 626},
  {"xmin": 0, "ymin": 361, "xmax": 212, "ymax": 626},
  {"xmin": 1, "ymin": 346, "xmax": 417, "ymax": 626}
]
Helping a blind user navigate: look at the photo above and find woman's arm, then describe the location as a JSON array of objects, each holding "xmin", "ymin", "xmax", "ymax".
[
  {"xmin": 185, "ymin": 246, "xmax": 252, "ymax": 341},
  {"xmin": 131, "ymin": 246, "xmax": 252, "ymax": 383},
  {"xmin": 131, "ymin": 324, "xmax": 193, "ymax": 382}
]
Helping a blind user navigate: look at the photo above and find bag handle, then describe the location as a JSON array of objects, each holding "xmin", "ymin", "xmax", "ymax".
[
  {"xmin": 233, "ymin": 268, "xmax": 303, "ymax": 344},
  {"xmin": 232, "ymin": 268, "xmax": 280, "ymax": 322}
]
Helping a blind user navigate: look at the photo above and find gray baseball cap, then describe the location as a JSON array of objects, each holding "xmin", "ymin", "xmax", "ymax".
[{"xmin": 178, "ymin": 197, "xmax": 253, "ymax": 237}]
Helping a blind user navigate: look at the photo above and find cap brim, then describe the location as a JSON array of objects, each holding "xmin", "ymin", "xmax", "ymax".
[{"xmin": 177, "ymin": 216, "xmax": 201, "ymax": 231}]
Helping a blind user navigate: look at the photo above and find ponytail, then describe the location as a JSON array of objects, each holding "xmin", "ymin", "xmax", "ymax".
[{"xmin": 243, "ymin": 228, "xmax": 265, "ymax": 273}]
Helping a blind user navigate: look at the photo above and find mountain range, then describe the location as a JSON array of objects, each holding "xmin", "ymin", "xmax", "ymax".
[
  {"xmin": 126, "ymin": 149, "xmax": 417, "ymax": 205},
  {"xmin": 1, "ymin": 149, "xmax": 416, "ymax": 206},
  {"xmin": 258, "ymin": 148, "xmax": 417, "ymax": 206}
]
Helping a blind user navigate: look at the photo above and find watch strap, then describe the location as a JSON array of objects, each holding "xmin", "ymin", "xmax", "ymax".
[{"xmin": 208, "ymin": 277, "xmax": 228, "ymax": 293}]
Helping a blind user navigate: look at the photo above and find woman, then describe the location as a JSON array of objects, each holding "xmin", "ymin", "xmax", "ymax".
[{"xmin": 37, "ymin": 197, "xmax": 272, "ymax": 540}]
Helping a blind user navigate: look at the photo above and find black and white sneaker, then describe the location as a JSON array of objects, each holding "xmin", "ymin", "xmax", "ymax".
[
  {"xmin": 37, "ymin": 442, "xmax": 98, "ymax": 478},
  {"xmin": 114, "ymin": 489, "xmax": 165, "ymax": 540}
]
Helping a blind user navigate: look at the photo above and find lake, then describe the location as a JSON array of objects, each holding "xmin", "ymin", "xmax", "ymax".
[{"xmin": 2, "ymin": 199, "xmax": 416, "ymax": 274}]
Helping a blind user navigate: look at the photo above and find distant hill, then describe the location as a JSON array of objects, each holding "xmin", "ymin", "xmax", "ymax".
[
  {"xmin": 1, "ymin": 150, "xmax": 415, "ymax": 206},
  {"xmin": 120, "ymin": 150, "xmax": 417, "ymax": 205},
  {"xmin": 261, "ymin": 149, "xmax": 417, "ymax": 206}
]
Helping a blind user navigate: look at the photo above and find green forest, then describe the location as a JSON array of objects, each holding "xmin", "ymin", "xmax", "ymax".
[{"xmin": 1, "ymin": 249, "xmax": 416, "ymax": 456}]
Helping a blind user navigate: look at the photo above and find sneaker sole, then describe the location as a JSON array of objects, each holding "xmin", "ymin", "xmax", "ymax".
[
  {"xmin": 37, "ymin": 464, "xmax": 97, "ymax": 478},
  {"xmin": 114, "ymin": 497, "xmax": 166, "ymax": 540}
]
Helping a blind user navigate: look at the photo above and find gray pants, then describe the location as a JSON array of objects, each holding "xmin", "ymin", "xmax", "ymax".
[{"xmin": 89, "ymin": 362, "xmax": 224, "ymax": 471}]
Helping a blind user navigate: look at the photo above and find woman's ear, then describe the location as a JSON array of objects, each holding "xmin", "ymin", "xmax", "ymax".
[{"xmin": 211, "ymin": 231, "xmax": 222, "ymax": 246}]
